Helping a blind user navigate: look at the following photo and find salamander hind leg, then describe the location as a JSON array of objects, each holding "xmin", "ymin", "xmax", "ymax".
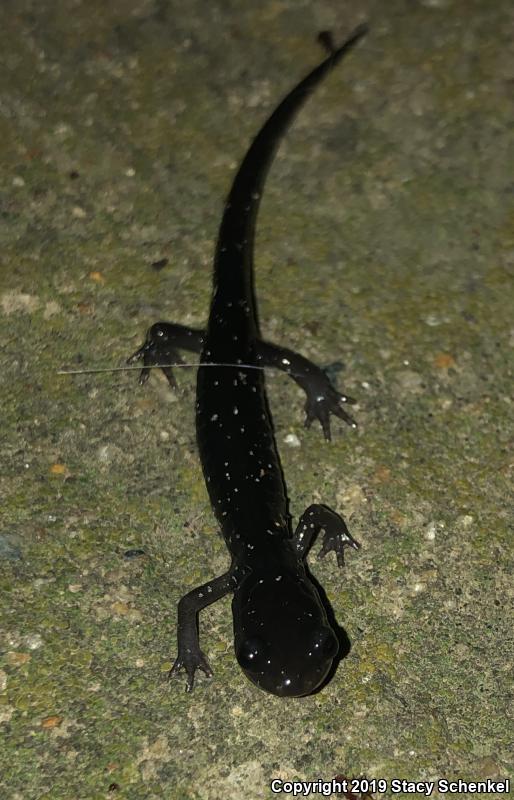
[
  {"xmin": 294, "ymin": 503, "xmax": 360, "ymax": 568},
  {"xmin": 256, "ymin": 341, "xmax": 357, "ymax": 441},
  {"xmin": 127, "ymin": 322, "xmax": 203, "ymax": 389}
]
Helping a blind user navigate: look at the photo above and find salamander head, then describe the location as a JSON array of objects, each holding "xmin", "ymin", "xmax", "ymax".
[{"xmin": 232, "ymin": 569, "xmax": 339, "ymax": 697}]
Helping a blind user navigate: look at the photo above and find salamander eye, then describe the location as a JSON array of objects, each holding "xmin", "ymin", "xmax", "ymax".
[
  {"xmin": 237, "ymin": 637, "xmax": 267, "ymax": 670},
  {"xmin": 310, "ymin": 627, "xmax": 339, "ymax": 659}
]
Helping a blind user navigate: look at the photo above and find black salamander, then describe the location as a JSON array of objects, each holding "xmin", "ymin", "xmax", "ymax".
[{"xmin": 129, "ymin": 25, "xmax": 367, "ymax": 696}]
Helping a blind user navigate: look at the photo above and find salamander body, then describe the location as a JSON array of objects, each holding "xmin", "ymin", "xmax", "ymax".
[{"xmin": 130, "ymin": 25, "xmax": 367, "ymax": 696}]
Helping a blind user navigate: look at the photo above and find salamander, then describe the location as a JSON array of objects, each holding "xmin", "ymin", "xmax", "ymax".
[{"xmin": 129, "ymin": 24, "xmax": 367, "ymax": 696}]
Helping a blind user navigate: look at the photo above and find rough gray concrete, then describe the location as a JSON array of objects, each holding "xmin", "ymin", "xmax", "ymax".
[{"xmin": 0, "ymin": 1, "xmax": 512, "ymax": 798}]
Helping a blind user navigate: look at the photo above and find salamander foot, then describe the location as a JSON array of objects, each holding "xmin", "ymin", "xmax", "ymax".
[
  {"xmin": 294, "ymin": 503, "xmax": 360, "ymax": 568},
  {"xmin": 127, "ymin": 323, "xmax": 184, "ymax": 389},
  {"xmin": 169, "ymin": 647, "xmax": 213, "ymax": 693},
  {"xmin": 304, "ymin": 382, "xmax": 357, "ymax": 442},
  {"xmin": 319, "ymin": 519, "xmax": 360, "ymax": 568}
]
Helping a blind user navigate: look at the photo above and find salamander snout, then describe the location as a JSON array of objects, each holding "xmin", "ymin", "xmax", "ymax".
[
  {"xmin": 268, "ymin": 625, "xmax": 339, "ymax": 697},
  {"xmin": 236, "ymin": 616, "xmax": 339, "ymax": 697},
  {"xmin": 233, "ymin": 570, "xmax": 341, "ymax": 696}
]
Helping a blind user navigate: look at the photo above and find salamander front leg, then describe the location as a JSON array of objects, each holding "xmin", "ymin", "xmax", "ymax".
[
  {"xmin": 256, "ymin": 341, "xmax": 357, "ymax": 441},
  {"xmin": 170, "ymin": 570, "xmax": 235, "ymax": 692},
  {"xmin": 293, "ymin": 504, "xmax": 360, "ymax": 568}
]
